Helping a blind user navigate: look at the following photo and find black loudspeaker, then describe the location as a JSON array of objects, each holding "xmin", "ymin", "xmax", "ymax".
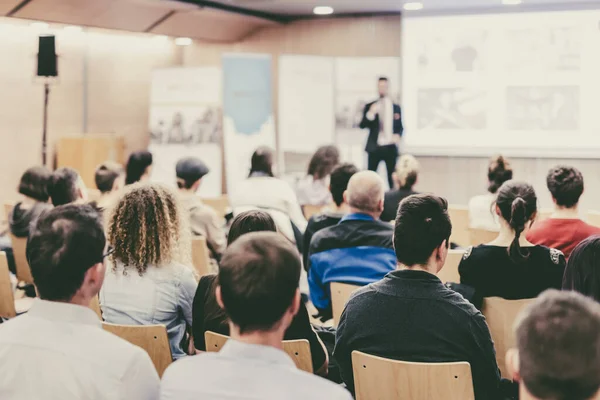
[{"xmin": 37, "ymin": 35, "xmax": 57, "ymax": 77}]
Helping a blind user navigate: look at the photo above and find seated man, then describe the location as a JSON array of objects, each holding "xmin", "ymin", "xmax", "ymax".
[
  {"xmin": 307, "ymin": 171, "xmax": 396, "ymax": 320},
  {"xmin": 0, "ymin": 204, "xmax": 159, "ymax": 399},
  {"xmin": 527, "ymin": 166, "xmax": 600, "ymax": 258},
  {"xmin": 47, "ymin": 167, "xmax": 88, "ymax": 206},
  {"xmin": 302, "ymin": 163, "xmax": 358, "ymax": 268},
  {"xmin": 507, "ymin": 290, "xmax": 600, "ymax": 400},
  {"xmin": 334, "ymin": 194, "xmax": 502, "ymax": 399},
  {"xmin": 94, "ymin": 161, "xmax": 124, "ymax": 212},
  {"xmin": 160, "ymin": 232, "xmax": 352, "ymax": 400}
]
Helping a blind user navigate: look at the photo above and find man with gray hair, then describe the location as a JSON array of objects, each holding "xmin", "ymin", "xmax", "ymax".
[{"xmin": 307, "ymin": 171, "xmax": 396, "ymax": 320}]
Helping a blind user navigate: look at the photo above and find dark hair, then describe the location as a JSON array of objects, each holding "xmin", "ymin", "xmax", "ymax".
[
  {"xmin": 330, "ymin": 163, "xmax": 359, "ymax": 207},
  {"xmin": 307, "ymin": 145, "xmax": 340, "ymax": 181},
  {"xmin": 563, "ymin": 236, "xmax": 600, "ymax": 302},
  {"xmin": 496, "ymin": 181, "xmax": 537, "ymax": 263},
  {"xmin": 18, "ymin": 166, "xmax": 51, "ymax": 202},
  {"xmin": 227, "ymin": 210, "xmax": 277, "ymax": 246},
  {"xmin": 95, "ymin": 162, "xmax": 123, "ymax": 194},
  {"xmin": 26, "ymin": 204, "xmax": 105, "ymax": 301},
  {"xmin": 249, "ymin": 147, "xmax": 274, "ymax": 178},
  {"xmin": 547, "ymin": 166, "xmax": 584, "ymax": 209},
  {"xmin": 393, "ymin": 194, "xmax": 452, "ymax": 266},
  {"xmin": 487, "ymin": 155, "xmax": 513, "ymax": 194},
  {"xmin": 378, "ymin": 76, "xmax": 389, "ymax": 82},
  {"xmin": 515, "ymin": 290, "xmax": 600, "ymax": 400},
  {"xmin": 218, "ymin": 232, "xmax": 301, "ymax": 334},
  {"xmin": 125, "ymin": 151, "xmax": 153, "ymax": 185},
  {"xmin": 48, "ymin": 167, "xmax": 81, "ymax": 206}
]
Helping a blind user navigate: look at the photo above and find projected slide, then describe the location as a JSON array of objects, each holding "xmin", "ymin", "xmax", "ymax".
[{"xmin": 402, "ymin": 10, "xmax": 600, "ymax": 157}]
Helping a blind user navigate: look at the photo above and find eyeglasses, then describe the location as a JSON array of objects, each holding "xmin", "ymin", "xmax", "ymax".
[{"xmin": 101, "ymin": 246, "xmax": 115, "ymax": 262}]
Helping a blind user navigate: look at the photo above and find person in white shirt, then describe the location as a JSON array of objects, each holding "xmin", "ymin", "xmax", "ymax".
[
  {"xmin": 296, "ymin": 145, "xmax": 340, "ymax": 207},
  {"xmin": 160, "ymin": 232, "xmax": 352, "ymax": 400},
  {"xmin": 0, "ymin": 204, "xmax": 159, "ymax": 400}
]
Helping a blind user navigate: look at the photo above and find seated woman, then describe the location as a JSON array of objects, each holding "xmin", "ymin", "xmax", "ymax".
[
  {"xmin": 101, "ymin": 183, "xmax": 197, "ymax": 360},
  {"xmin": 192, "ymin": 210, "xmax": 328, "ymax": 376},
  {"xmin": 563, "ymin": 236, "xmax": 600, "ymax": 302},
  {"xmin": 468, "ymin": 155, "xmax": 513, "ymax": 231},
  {"xmin": 459, "ymin": 181, "xmax": 565, "ymax": 300},
  {"xmin": 296, "ymin": 145, "xmax": 340, "ymax": 208},
  {"xmin": 380, "ymin": 154, "xmax": 420, "ymax": 222},
  {"xmin": 125, "ymin": 150, "xmax": 153, "ymax": 185}
]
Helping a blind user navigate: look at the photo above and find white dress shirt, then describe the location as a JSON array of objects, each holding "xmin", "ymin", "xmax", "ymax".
[
  {"xmin": 367, "ymin": 97, "xmax": 394, "ymax": 146},
  {"xmin": 0, "ymin": 299, "xmax": 159, "ymax": 400},
  {"xmin": 160, "ymin": 339, "xmax": 351, "ymax": 400},
  {"xmin": 468, "ymin": 193, "xmax": 500, "ymax": 231}
]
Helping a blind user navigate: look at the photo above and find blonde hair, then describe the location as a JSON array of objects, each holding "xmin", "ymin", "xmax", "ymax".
[
  {"xmin": 107, "ymin": 182, "xmax": 191, "ymax": 275},
  {"xmin": 395, "ymin": 155, "xmax": 420, "ymax": 189}
]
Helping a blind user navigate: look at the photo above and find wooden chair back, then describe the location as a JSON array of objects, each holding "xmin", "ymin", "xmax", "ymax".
[
  {"xmin": 89, "ymin": 295, "xmax": 102, "ymax": 320},
  {"xmin": 191, "ymin": 236, "xmax": 212, "ymax": 278},
  {"xmin": 352, "ymin": 351, "xmax": 474, "ymax": 400},
  {"xmin": 448, "ymin": 205, "xmax": 469, "ymax": 247},
  {"xmin": 438, "ymin": 249, "xmax": 464, "ymax": 284},
  {"xmin": 303, "ymin": 204, "xmax": 324, "ymax": 220},
  {"xmin": 331, "ymin": 282, "xmax": 361, "ymax": 327},
  {"xmin": 102, "ymin": 323, "xmax": 172, "ymax": 377},
  {"xmin": 469, "ymin": 228, "xmax": 498, "ymax": 246},
  {"xmin": 205, "ymin": 331, "xmax": 313, "ymax": 373},
  {"xmin": 202, "ymin": 196, "xmax": 230, "ymax": 219},
  {"xmin": 0, "ymin": 251, "xmax": 16, "ymax": 319},
  {"xmin": 3, "ymin": 204, "xmax": 34, "ymax": 285},
  {"xmin": 587, "ymin": 210, "xmax": 600, "ymax": 229},
  {"xmin": 481, "ymin": 297, "xmax": 534, "ymax": 378}
]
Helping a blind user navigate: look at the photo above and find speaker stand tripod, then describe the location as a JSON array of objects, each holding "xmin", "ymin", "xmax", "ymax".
[{"xmin": 42, "ymin": 82, "xmax": 50, "ymax": 165}]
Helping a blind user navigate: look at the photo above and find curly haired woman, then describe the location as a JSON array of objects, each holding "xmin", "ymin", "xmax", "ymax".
[{"xmin": 100, "ymin": 183, "xmax": 197, "ymax": 359}]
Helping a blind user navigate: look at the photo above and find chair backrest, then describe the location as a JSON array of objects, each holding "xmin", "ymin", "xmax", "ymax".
[
  {"xmin": 89, "ymin": 295, "xmax": 102, "ymax": 320},
  {"xmin": 205, "ymin": 331, "xmax": 313, "ymax": 374},
  {"xmin": 191, "ymin": 236, "xmax": 212, "ymax": 279},
  {"xmin": 438, "ymin": 249, "xmax": 464, "ymax": 284},
  {"xmin": 102, "ymin": 323, "xmax": 172, "ymax": 377},
  {"xmin": 448, "ymin": 205, "xmax": 469, "ymax": 247},
  {"xmin": 331, "ymin": 282, "xmax": 361, "ymax": 327},
  {"xmin": 481, "ymin": 297, "xmax": 534, "ymax": 378},
  {"xmin": 587, "ymin": 210, "xmax": 600, "ymax": 229},
  {"xmin": 352, "ymin": 351, "xmax": 474, "ymax": 400},
  {"xmin": 202, "ymin": 196, "xmax": 230, "ymax": 219},
  {"xmin": 468, "ymin": 228, "xmax": 498, "ymax": 246},
  {"xmin": 0, "ymin": 251, "xmax": 16, "ymax": 319},
  {"xmin": 303, "ymin": 204, "xmax": 324, "ymax": 220}
]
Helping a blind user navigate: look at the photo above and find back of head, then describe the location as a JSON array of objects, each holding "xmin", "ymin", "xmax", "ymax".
[
  {"xmin": 48, "ymin": 167, "xmax": 81, "ymax": 206},
  {"xmin": 329, "ymin": 163, "xmax": 359, "ymax": 207},
  {"xmin": 488, "ymin": 155, "xmax": 513, "ymax": 194},
  {"xmin": 95, "ymin": 161, "xmax": 124, "ymax": 194},
  {"xmin": 563, "ymin": 236, "xmax": 600, "ymax": 302},
  {"xmin": 307, "ymin": 145, "xmax": 340, "ymax": 181},
  {"xmin": 219, "ymin": 232, "xmax": 301, "ymax": 334},
  {"xmin": 18, "ymin": 166, "xmax": 51, "ymax": 202},
  {"xmin": 227, "ymin": 210, "xmax": 277, "ymax": 246},
  {"xmin": 395, "ymin": 155, "xmax": 420, "ymax": 190},
  {"xmin": 175, "ymin": 156, "xmax": 209, "ymax": 190},
  {"xmin": 546, "ymin": 165, "xmax": 584, "ymax": 209},
  {"xmin": 394, "ymin": 194, "xmax": 452, "ymax": 266},
  {"xmin": 496, "ymin": 181, "xmax": 537, "ymax": 263},
  {"xmin": 26, "ymin": 204, "xmax": 105, "ymax": 301},
  {"xmin": 249, "ymin": 146, "xmax": 274, "ymax": 177},
  {"xmin": 346, "ymin": 170, "xmax": 385, "ymax": 214},
  {"xmin": 125, "ymin": 151, "xmax": 153, "ymax": 185},
  {"xmin": 514, "ymin": 290, "xmax": 600, "ymax": 400}
]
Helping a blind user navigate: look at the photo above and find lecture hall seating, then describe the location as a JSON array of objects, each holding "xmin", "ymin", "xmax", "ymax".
[
  {"xmin": 4, "ymin": 203, "xmax": 34, "ymax": 285},
  {"xmin": 330, "ymin": 282, "xmax": 361, "ymax": 327},
  {"xmin": 0, "ymin": 251, "xmax": 33, "ymax": 319}
]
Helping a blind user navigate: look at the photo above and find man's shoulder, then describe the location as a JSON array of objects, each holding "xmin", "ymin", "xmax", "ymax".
[{"xmin": 290, "ymin": 369, "xmax": 352, "ymax": 398}]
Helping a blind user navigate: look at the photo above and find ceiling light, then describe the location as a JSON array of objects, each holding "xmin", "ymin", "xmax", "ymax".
[
  {"xmin": 403, "ymin": 2, "xmax": 424, "ymax": 11},
  {"xmin": 153, "ymin": 35, "xmax": 169, "ymax": 42},
  {"xmin": 313, "ymin": 6, "xmax": 334, "ymax": 15},
  {"xmin": 30, "ymin": 21, "xmax": 49, "ymax": 30},
  {"xmin": 63, "ymin": 25, "xmax": 82, "ymax": 32},
  {"xmin": 502, "ymin": 0, "xmax": 522, "ymax": 4},
  {"xmin": 175, "ymin": 37, "xmax": 192, "ymax": 46}
]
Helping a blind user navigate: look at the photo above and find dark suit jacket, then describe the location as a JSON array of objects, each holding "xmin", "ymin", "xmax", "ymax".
[{"xmin": 360, "ymin": 99, "xmax": 403, "ymax": 153}]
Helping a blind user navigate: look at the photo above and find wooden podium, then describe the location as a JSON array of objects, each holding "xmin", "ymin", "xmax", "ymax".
[{"xmin": 56, "ymin": 135, "xmax": 126, "ymax": 188}]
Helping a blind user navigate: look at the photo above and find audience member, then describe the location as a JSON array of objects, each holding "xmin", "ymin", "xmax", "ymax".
[
  {"xmin": 176, "ymin": 157, "xmax": 226, "ymax": 260},
  {"xmin": 125, "ymin": 150, "xmax": 153, "ymax": 185},
  {"xmin": 334, "ymin": 194, "xmax": 502, "ymax": 398},
  {"xmin": 380, "ymin": 154, "xmax": 420, "ymax": 222},
  {"xmin": 308, "ymin": 170, "xmax": 395, "ymax": 320},
  {"xmin": 460, "ymin": 181, "xmax": 566, "ymax": 300},
  {"xmin": 0, "ymin": 204, "xmax": 159, "ymax": 399},
  {"xmin": 527, "ymin": 166, "xmax": 600, "ymax": 258},
  {"xmin": 101, "ymin": 183, "xmax": 196, "ymax": 359},
  {"xmin": 507, "ymin": 290, "xmax": 600, "ymax": 400},
  {"xmin": 191, "ymin": 210, "xmax": 328, "ymax": 375},
  {"xmin": 161, "ymin": 232, "xmax": 352, "ymax": 400},
  {"xmin": 94, "ymin": 161, "xmax": 124, "ymax": 208},
  {"xmin": 562, "ymin": 235, "xmax": 600, "ymax": 302},
  {"xmin": 302, "ymin": 163, "xmax": 358, "ymax": 267},
  {"xmin": 47, "ymin": 167, "xmax": 87, "ymax": 206},
  {"xmin": 296, "ymin": 145, "xmax": 340, "ymax": 207},
  {"xmin": 469, "ymin": 155, "xmax": 513, "ymax": 231}
]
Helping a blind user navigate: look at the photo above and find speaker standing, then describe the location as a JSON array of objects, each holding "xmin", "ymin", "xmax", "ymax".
[{"xmin": 360, "ymin": 76, "xmax": 403, "ymax": 189}]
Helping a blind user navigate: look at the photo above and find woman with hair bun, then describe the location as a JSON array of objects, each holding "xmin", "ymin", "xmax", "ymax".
[
  {"xmin": 459, "ymin": 181, "xmax": 565, "ymax": 300},
  {"xmin": 468, "ymin": 155, "xmax": 513, "ymax": 231}
]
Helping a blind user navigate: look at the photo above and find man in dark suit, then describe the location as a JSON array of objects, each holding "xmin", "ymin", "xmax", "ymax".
[{"xmin": 360, "ymin": 76, "xmax": 403, "ymax": 188}]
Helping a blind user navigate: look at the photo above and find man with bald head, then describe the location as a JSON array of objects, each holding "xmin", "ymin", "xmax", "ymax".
[{"xmin": 307, "ymin": 170, "xmax": 395, "ymax": 320}]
